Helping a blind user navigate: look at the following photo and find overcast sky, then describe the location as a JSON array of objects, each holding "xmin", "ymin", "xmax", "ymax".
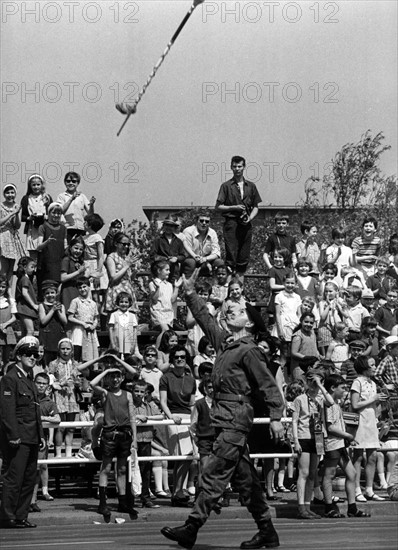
[{"xmin": 1, "ymin": 0, "xmax": 397, "ymax": 226}]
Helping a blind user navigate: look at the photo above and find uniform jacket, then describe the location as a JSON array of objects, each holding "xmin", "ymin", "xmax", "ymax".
[
  {"xmin": 186, "ymin": 293, "xmax": 284, "ymax": 433},
  {"xmin": 0, "ymin": 366, "xmax": 44, "ymax": 444}
]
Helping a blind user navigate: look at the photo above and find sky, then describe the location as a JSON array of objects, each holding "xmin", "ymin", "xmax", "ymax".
[{"xmin": 1, "ymin": 0, "xmax": 397, "ymax": 226}]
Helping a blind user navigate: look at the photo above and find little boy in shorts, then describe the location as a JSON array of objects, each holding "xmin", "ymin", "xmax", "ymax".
[
  {"xmin": 322, "ymin": 374, "xmax": 370, "ymax": 518},
  {"xmin": 90, "ymin": 365, "xmax": 138, "ymax": 518}
]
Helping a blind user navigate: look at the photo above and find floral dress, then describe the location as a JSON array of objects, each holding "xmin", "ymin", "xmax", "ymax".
[
  {"xmin": 48, "ymin": 358, "xmax": 80, "ymax": 414},
  {"xmin": 0, "ymin": 204, "xmax": 23, "ymax": 260},
  {"xmin": 351, "ymin": 375, "xmax": 380, "ymax": 449},
  {"xmin": 105, "ymin": 252, "xmax": 137, "ymax": 313}
]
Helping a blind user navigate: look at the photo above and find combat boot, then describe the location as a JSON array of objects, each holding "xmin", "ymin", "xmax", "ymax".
[
  {"xmin": 240, "ymin": 520, "xmax": 280, "ymax": 549},
  {"xmin": 97, "ymin": 487, "xmax": 111, "ymax": 516},
  {"xmin": 161, "ymin": 520, "xmax": 199, "ymax": 550},
  {"xmin": 117, "ymin": 495, "xmax": 138, "ymax": 519}
]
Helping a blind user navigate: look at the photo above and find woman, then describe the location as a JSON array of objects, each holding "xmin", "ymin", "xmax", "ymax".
[
  {"xmin": 159, "ymin": 345, "xmax": 196, "ymax": 506},
  {"xmin": 351, "ymin": 355, "xmax": 385, "ymax": 502},
  {"xmin": 104, "ymin": 232, "xmax": 139, "ymax": 314}
]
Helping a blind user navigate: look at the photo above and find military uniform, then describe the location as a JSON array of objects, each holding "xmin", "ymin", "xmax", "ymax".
[
  {"xmin": 185, "ymin": 293, "xmax": 284, "ymax": 528},
  {"xmin": 0, "ymin": 364, "xmax": 44, "ymax": 524}
]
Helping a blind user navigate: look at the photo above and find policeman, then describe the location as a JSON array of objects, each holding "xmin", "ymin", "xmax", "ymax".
[
  {"xmin": 161, "ymin": 271, "xmax": 285, "ymax": 550},
  {"xmin": 0, "ymin": 336, "xmax": 45, "ymax": 529}
]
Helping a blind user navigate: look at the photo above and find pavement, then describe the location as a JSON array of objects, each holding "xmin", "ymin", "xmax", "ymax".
[{"xmin": 27, "ymin": 487, "xmax": 397, "ymax": 526}]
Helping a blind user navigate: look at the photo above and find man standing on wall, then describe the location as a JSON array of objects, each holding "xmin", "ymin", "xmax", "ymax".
[{"xmin": 215, "ymin": 156, "xmax": 262, "ymax": 278}]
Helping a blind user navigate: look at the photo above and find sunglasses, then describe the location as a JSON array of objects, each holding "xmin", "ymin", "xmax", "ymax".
[
  {"xmin": 119, "ymin": 242, "xmax": 130, "ymax": 247},
  {"xmin": 145, "ymin": 353, "xmax": 157, "ymax": 357},
  {"xmin": 65, "ymin": 179, "xmax": 78, "ymax": 183},
  {"xmin": 175, "ymin": 355, "xmax": 186, "ymax": 360},
  {"xmin": 198, "ymin": 219, "xmax": 210, "ymax": 224},
  {"xmin": 22, "ymin": 351, "xmax": 40, "ymax": 359}
]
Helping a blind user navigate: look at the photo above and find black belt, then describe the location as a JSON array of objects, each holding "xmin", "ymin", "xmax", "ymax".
[{"xmin": 215, "ymin": 393, "xmax": 250, "ymax": 403}]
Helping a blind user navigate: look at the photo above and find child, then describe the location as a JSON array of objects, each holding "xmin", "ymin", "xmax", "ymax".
[
  {"xmin": 60, "ymin": 235, "xmax": 87, "ymax": 312},
  {"xmin": 267, "ymin": 248, "xmax": 291, "ymax": 319},
  {"xmin": 345, "ymin": 286, "xmax": 370, "ymax": 340},
  {"xmin": 132, "ymin": 380, "xmax": 164, "ymax": 508},
  {"xmin": 192, "ymin": 337, "xmax": 216, "ymax": 379},
  {"xmin": 20, "ymin": 174, "xmax": 52, "ymax": 261},
  {"xmin": 274, "ymin": 271, "xmax": 302, "ymax": 377},
  {"xmin": 108, "ymin": 291, "xmax": 141, "ymax": 359},
  {"xmin": 48, "ymin": 338, "xmax": 81, "ymax": 458},
  {"xmin": 186, "ymin": 281, "xmax": 215, "ymax": 357},
  {"xmin": 0, "ymin": 183, "xmax": 22, "ymax": 281},
  {"xmin": 341, "ymin": 339, "xmax": 367, "ymax": 387},
  {"xmin": 30, "ymin": 372, "xmax": 61, "ymax": 511},
  {"xmin": 56, "ymin": 171, "xmax": 95, "ymax": 243},
  {"xmin": 140, "ymin": 345, "xmax": 163, "ymax": 398},
  {"xmin": 90, "ymin": 365, "xmax": 138, "ymax": 518},
  {"xmin": 296, "ymin": 260, "xmax": 318, "ymax": 301},
  {"xmin": 361, "ymin": 287, "xmax": 377, "ymax": 316},
  {"xmin": 296, "ymin": 221, "xmax": 320, "ymax": 276},
  {"xmin": 149, "ymin": 260, "xmax": 180, "ymax": 332},
  {"xmin": 352, "ymin": 216, "xmax": 381, "ymax": 279},
  {"xmin": 361, "ymin": 317, "xmax": 379, "ymax": 358},
  {"xmin": 38, "ymin": 280, "xmax": 67, "ymax": 364},
  {"xmin": 219, "ymin": 278, "xmax": 247, "ymax": 333},
  {"xmin": 322, "ymin": 374, "xmax": 370, "ymax": 518},
  {"xmin": 298, "ymin": 295, "xmax": 320, "ymax": 327},
  {"xmin": 263, "ymin": 212, "xmax": 296, "ymax": 270},
  {"xmin": 104, "ymin": 218, "xmax": 124, "ymax": 255},
  {"xmin": 341, "ymin": 266, "xmax": 367, "ymax": 290},
  {"xmin": 68, "ymin": 277, "xmax": 99, "ymax": 362},
  {"xmin": 317, "ymin": 263, "xmax": 342, "ymax": 300},
  {"xmin": 0, "ymin": 275, "xmax": 17, "ymax": 368},
  {"xmin": 84, "ymin": 213, "xmax": 108, "ymax": 305},
  {"xmin": 323, "ymin": 227, "xmax": 353, "ymax": 276},
  {"xmin": 374, "ymin": 288, "xmax": 398, "ymax": 337},
  {"xmin": 292, "ymin": 368, "xmax": 334, "ymax": 519},
  {"xmin": 366, "ymin": 256, "xmax": 395, "ymax": 302},
  {"xmin": 291, "ymin": 312, "xmax": 321, "ymax": 381},
  {"xmin": 318, "ymin": 282, "xmax": 347, "ymax": 356},
  {"xmin": 15, "ymin": 256, "xmax": 38, "ymax": 336},
  {"xmin": 284, "ymin": 380, "xmax": 306, "ymax": 491},
  {"xmin": 209, "ymin": 263, "xmax": 230, "ymax": 310},
  {"xmin": 156, "ymin": 329, "xmax": 178, "ymax": 373},
  {"xmin": 326, "ymin": 322, "xmax": 349, "ymax": 374}
]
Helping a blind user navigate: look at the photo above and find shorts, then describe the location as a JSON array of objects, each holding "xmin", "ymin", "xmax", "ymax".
[
  {"xmin": 197, "ymin": 437, "xmax": 215, "ymax": 456},
  {"xmin": 100, "ymin": 429, "xmax": 132, "ymax": 459},
  {"xmin": 298, "ymin": 438, "xmax": 317, "ymax": 454},
  {"xmin": 324, "ymin": 447, "xmax": 350, "ymax": 468}
]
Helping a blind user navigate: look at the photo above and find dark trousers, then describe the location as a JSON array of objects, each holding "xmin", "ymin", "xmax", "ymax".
[
  {"xmin": 188, "ymin": 429, "xmax": 271, "ymax": 528},
  {"xmin": 223, "ymin": 219, "xmax": 252, "ymax": 273},
  {"xmin": 182, "ymin": 258, "xmax": 224, "ymax": 278},
  {"xmin": 137, "ymin": 441, "xmax": 152, "ymax": 503},
  {"xmin": 0, "ymin": 443, "xmax": 39, "ymax": 522}
]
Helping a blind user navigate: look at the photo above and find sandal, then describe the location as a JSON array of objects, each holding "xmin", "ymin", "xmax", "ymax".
[
  {"xmin": 277, "ymin": 486, "xmax": 290, "ymax": 493},
  {"xmin": 42, "ymin": 493, "xmax": 54, "ymax": 501},
  {"xmin": 365, "ymin": 493, "xmax": 385, "ymax": 501},
  {"xmin": 355, "ymin": 494, "xmax": 367, "ymax": 502},
  {"xmin": 324, "ymin": 509, "xmax": 344, "ymax": 518},
  {"xmin": 348, "ymin": 509, "xmax": 371, "ymax": 518}
]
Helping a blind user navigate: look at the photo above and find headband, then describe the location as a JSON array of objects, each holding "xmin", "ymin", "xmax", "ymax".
[
  {"xmin": 28, "ymin": 174, "xmax": 44, "ymax": 183},
  {"xmin": 48, "ymin": 202, "xmax": 63, "ymax": 212},
  {"xmin": 3, "ymin": 183, "xmax": 17, "ymax": 193}
]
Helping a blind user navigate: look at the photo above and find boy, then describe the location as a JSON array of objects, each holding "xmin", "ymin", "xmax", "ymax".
[
  {"xmin": 344, "ymin": 286, "xmax": 370, "ymax": 340},
  {"xmin": 341, "ymin": 339, "xmax": 367, "ymax": 386},
  {"xmin": 140, "ymin": 345, "xmax": 163, "ymax": 399},
  {"xmin": 68, "ymin": 277, "xmax": 99, "ymax": 361},
  {"xmin": 351, "ymin": 216, "xmax": 381, "ymax": 279},
  {"xmin": 366, "ymin": 256, "xmax": 396, "ymax": 302},
  {"xmin": 90, "ymin": 365, "xmax": 138, "ymax": 518},
  {"xmin": 374, "ymin": 335, "xmax": 398, "ymax": 392},
  {"xmin": 209, "ymin": 264, "xmax": 230, "ymax": 309},
  {"xmin": 30, "ymin": 373, "xmax": 60, "ymax": 512},
  {"xmin": 57, "ymin": 172, "xmax": 95, "ymax": 243},
  {"xmin": 263, "ymin": 212, "xmax": 297, "ymax": 270},
  {"xmin": 296, "ymin": 221, "xmax": 320, "ymax": 276},
  {"xmin": 374, "ymin": 288, "xmax": 398, "ymax": 337},
  {"xmin": 132, "ymin": 380, "xmax": 163, "ymax": 508},
  {"xmin": 322, "ymin": 374, "xmax": 370, "ymax": 518}
]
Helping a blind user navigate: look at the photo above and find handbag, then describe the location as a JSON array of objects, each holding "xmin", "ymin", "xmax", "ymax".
[{"xmin": 342, "ymin": 390, "xmax": 359, "ymax": 427}]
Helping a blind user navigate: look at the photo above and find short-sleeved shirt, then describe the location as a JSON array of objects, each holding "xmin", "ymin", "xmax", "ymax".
[
  {"xmin": 215, "ymin": 178, "xmax": 262, "ymax": 219},
  {"xmin": 324, "ymin": 403, "xmax": 345, "ymax": 451},
  {"xmin": 159, "ymin": 369, "xmax": 196, "ymax": 415},
  {"xmin": 57, "ymin": 192, "xmax": 90, "ymax": 231},
  {"xmin": 140, "ymin": 367, "xmax": 163, "ymax": 399},
  {"xmin": 84, "ymin": 233, "xmax": 104, "ymax": 261},
  {"xmin": 351, "ymin": 235, "xmax": 381, "ymax": 265},
  {"xmin": 134, "ymin": 400, "xmax": 159, "ymax": 442},
  {"xmin": 374, "ymin": 305, "xmax": 398, "ymax": 333},
  {"xmin": 293, "ymin": 393, "xmax": 325, "ymax": 439}
]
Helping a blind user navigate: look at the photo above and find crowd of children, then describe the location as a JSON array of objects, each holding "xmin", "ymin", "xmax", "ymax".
[{"xmin": 1, "ymin": 177, "xmax": 398, "ymax": 518}]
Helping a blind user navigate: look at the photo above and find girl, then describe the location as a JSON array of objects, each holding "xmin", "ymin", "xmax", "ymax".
[
  {"xmin": 49, "ymin": 338, "xmax": 81, "ymax": 458},
  {"xmin": 108, "ymin": 291, "xmax": 141, "ymax": 359},
  {"xmin": 219, "ymin": 278, "xmax": 247, "ymax": 333},
  {"xmin": 274, "ymin": 271, "xmax": 302, "ymax": 376},
  {"xmin": 267, "ymin": 248, "xmax": 291, "ymax": 320},
  {"xmin": 39, "ymin": 280, "xmax": 67, "ymax": 364},
  {"xmin": 149, "ymin": 260, "xmax": 180, "ymax": 332},
  {"xmin": 0, "ymin": 275, "xmax": 17, "ymax": 369},
  {"xmin": 60, "ymin": 235, "xmax": 87, "ymax": 312},
  {"xmin": 105, "ymin": 232, "xmax": 140, "ymax": 314},
  {"xmin": 296, "ymin": 260, "xmax": 318, "ymax": 301},
  {"xmin": 15, "ymin": 256, "xmax": 38, "ymax": 336},
  {"xmin": 361, "ymin": 317, "xmax": 379, "ymax": 358},
  {"xmin": 318, "ymin": 282, "xmax": 345, "ymax": 355},
  {"xmin": 298, "ymin": 295, "xmax": 320, "ymax": 327},
  {"xmin": 68, "ymin": 277, "xmax": 99, "ymax": 362},
  {"xmin": 351, "ymin": 356, "xmax": 385, "ymax": 502},
  {"xmin": 192, "ymin": 336, "xmax": 216, "ymax": 379},
  {"xmin": 36, "ymin": 202, "xmax": 68, "ymax": 291},
  {"xmin": 157, "ymin": 329, "xmax": 178, "ymax": 373},
  {"xmin": 284, "ymin": 380, "xmax": 306, "ymax": 491},
  {"xmin": 0, "ymin": 184, "xmax": 23, "ymax": 280},
  {"xmin": 291, "ymin": 312, "xmax": 321, "ymax": 381},
  {"xmin": 292, "ymin": 368, "xmax": 334, "ymax": 519},
  {"xmin": 317, "ymin": 263, "xmax": 341, "ymax": 300},
  {"xmin": 323, "ymin": 228, "xmax": 353, "ymax": 276},
  {"xmin": 20, "ymin": 174, "xmax": 52, "ymax": 261},
  {"xmin": 210, "ymin": 264, "xmax": 230, "ymax": 310},
  {"xmin": 104, "ymin": 218, "xmax": 124, "ymax": 256},
  {"xmin": 84, "ymin": 213, "xmax": 108, "ymax": 305},
  {"xmin": 326, "ymin": 322, "xmax": 349, "ymax": 374}
]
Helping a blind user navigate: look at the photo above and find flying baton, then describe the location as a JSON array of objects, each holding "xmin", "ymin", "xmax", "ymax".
[{"xmin": 116, "ymin": 0, "xmax": 205, "ymax": 136}]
